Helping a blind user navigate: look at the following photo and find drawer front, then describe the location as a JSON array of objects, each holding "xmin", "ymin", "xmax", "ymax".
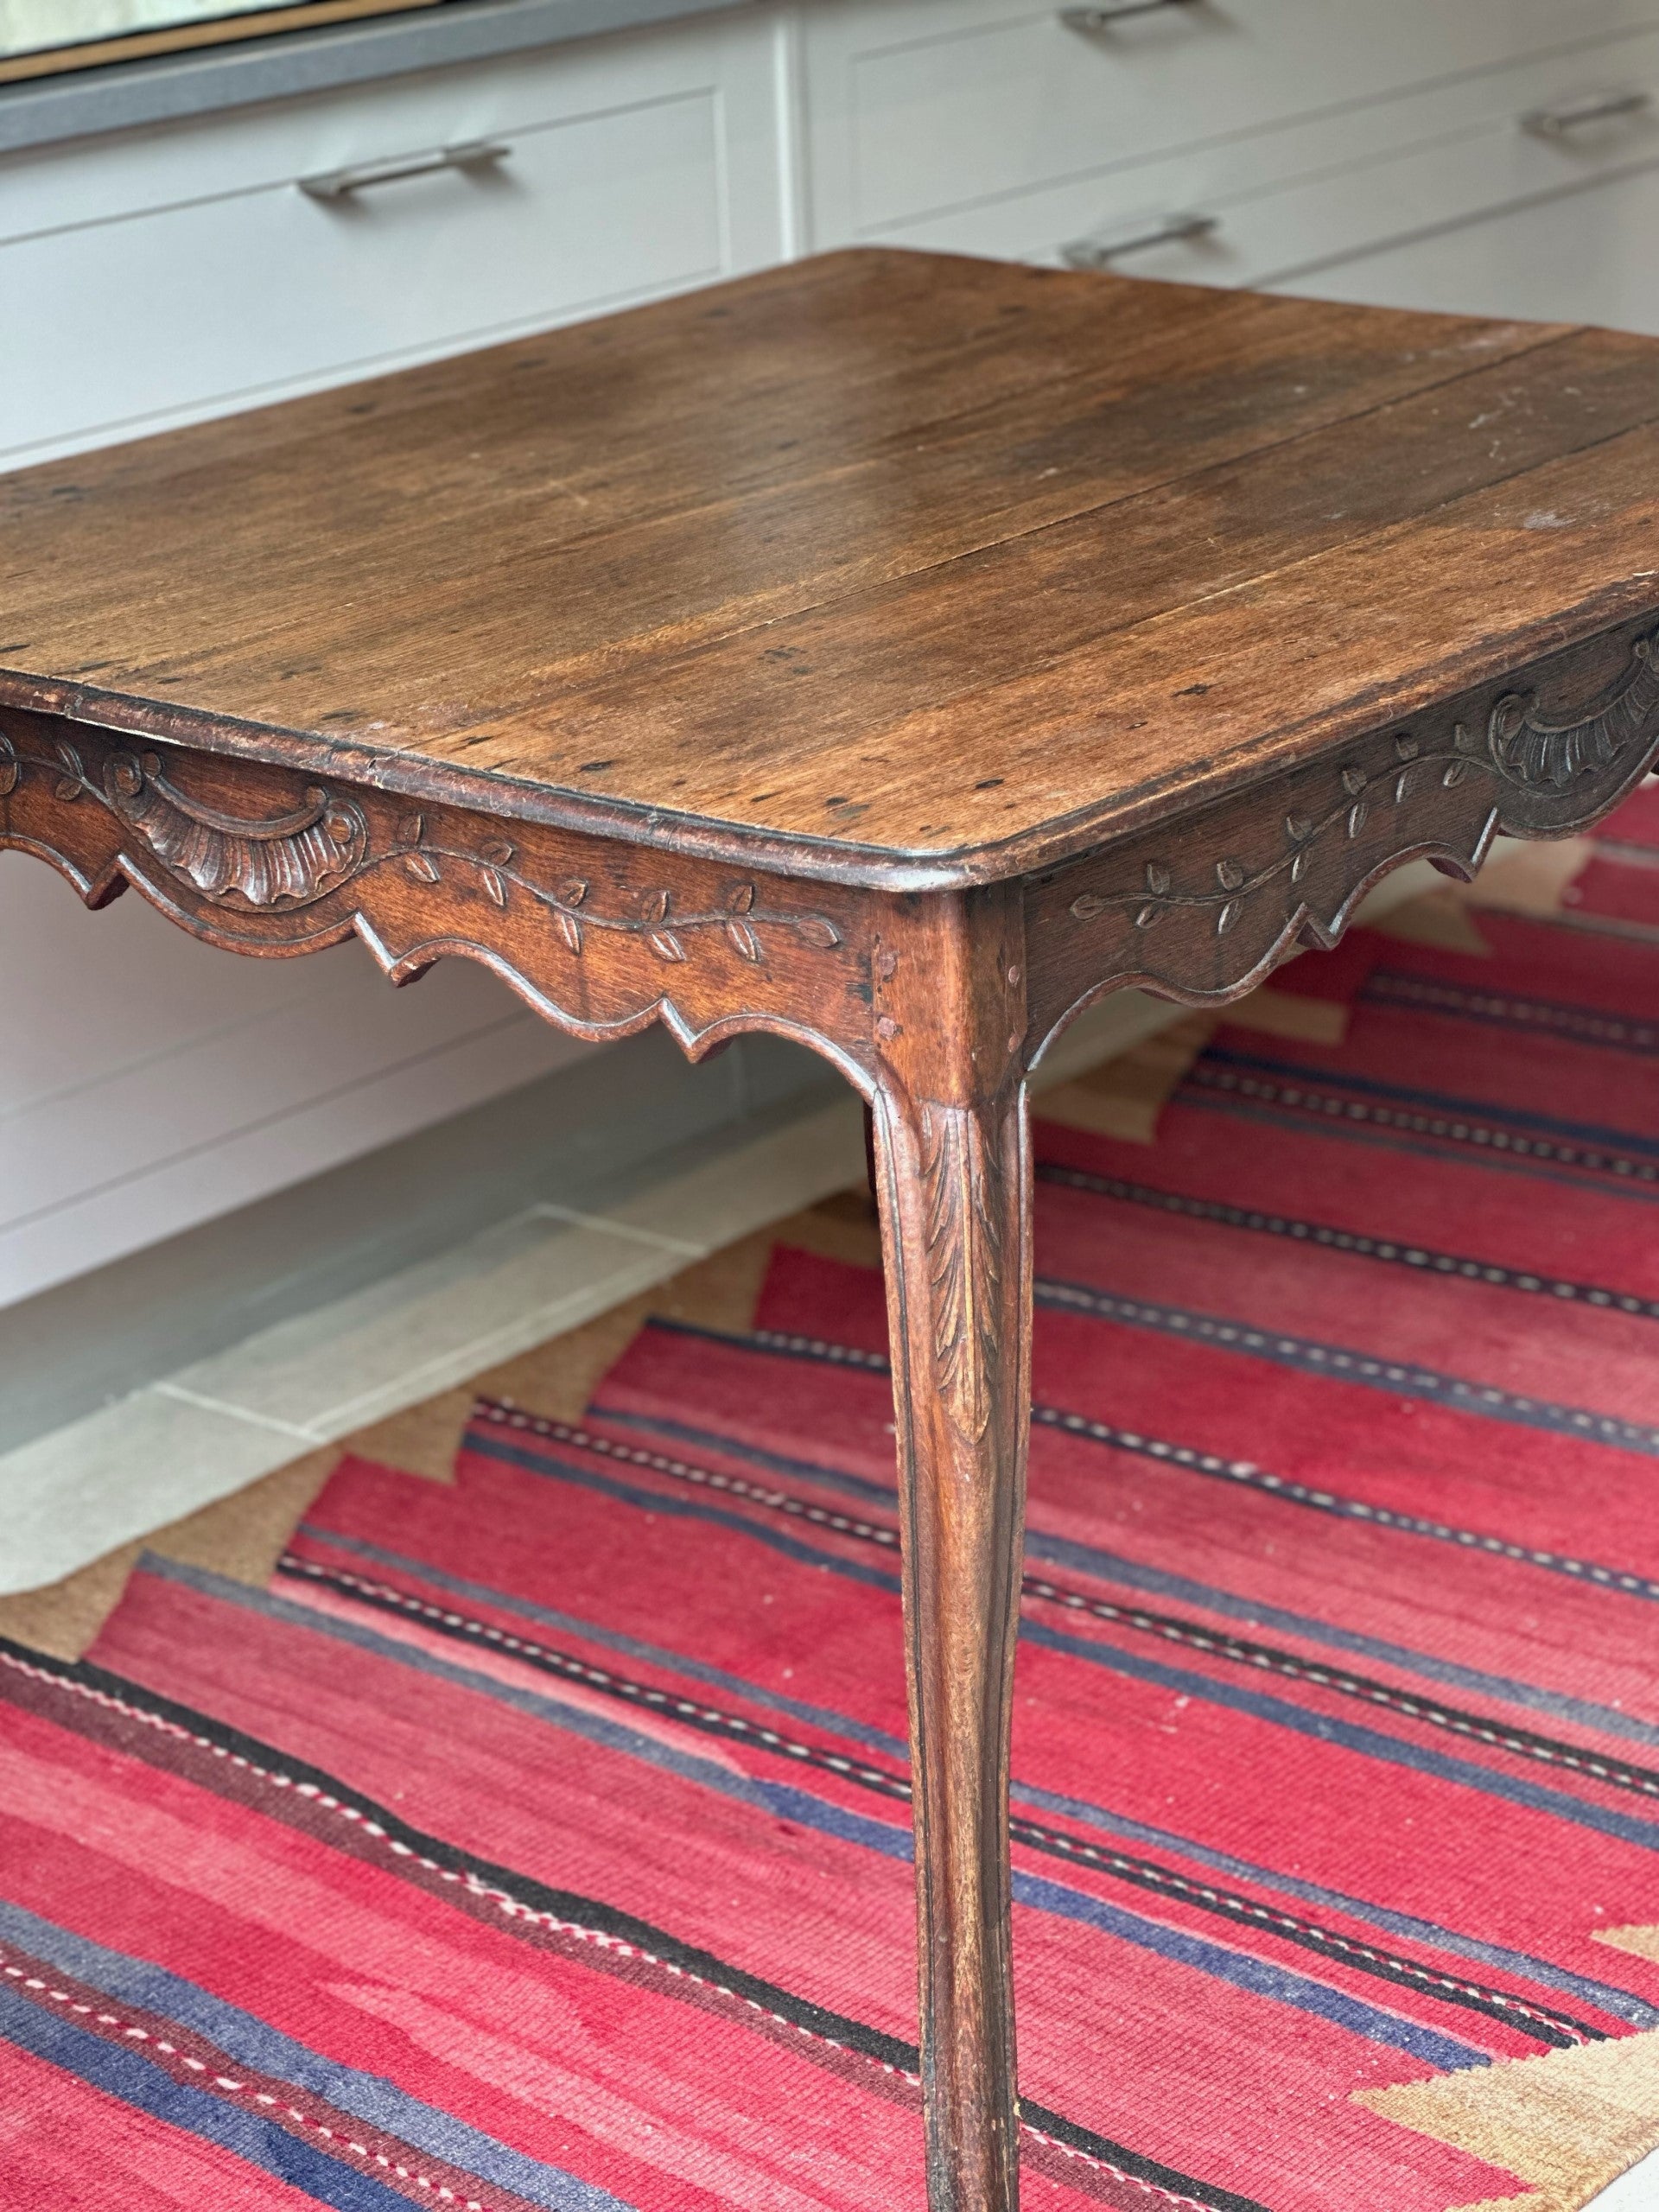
[
  {"xmin": 804, "ymin": 0, "xmax": 1659, "ymax": 240},
  {"xmin": 1274, "ymin": 158, "xmax": 1659, "ymax": 334},
  {"xmin": 0, "ymin": 10, "xmax": 759, "ymax": 244},
  {"xmin": 1, "ymin": 91, "xmax": 722, "ymax": 461},
  {"xmin": 0, "ymin": 16, "xmax": 785, "ymax": 464},
  {"xmin": 868, "ymin": 26, "xmax": 1659, "ymax": 291}
]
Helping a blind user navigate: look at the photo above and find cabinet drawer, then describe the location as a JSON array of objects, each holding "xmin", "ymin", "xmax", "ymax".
[
  {"xmin": 0, "ymin": 14, "xmax": 785, "ymax": 465},
  {"xmin": 1275, "ymin": 158, "xmax": 1659, "ymax": 334},
  {"xmin": 0, "ymin": 89, "xmax": 724, "ymax": 461},
  {"xmin": 804, "ymin": 0, "xmax": 1659, "ymax": 239},
  {"xmin": 874, "ymin": 27, "xmax": 1659, "ymax": 293},
  {"xmin": 0, "ymin": 11, "xmax": 751, "ymax": 245}
]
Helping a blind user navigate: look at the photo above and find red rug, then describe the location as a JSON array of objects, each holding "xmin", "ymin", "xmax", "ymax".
[
  {"xmin": 1564, "ymin": 774, "xmax": 1659, "ymax": 932},
  {"xmin": 6, "ymin": 868, "xmax": 1659, "ymax": 2209}
]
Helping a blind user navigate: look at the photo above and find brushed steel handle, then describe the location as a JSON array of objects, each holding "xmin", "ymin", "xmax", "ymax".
[
  {"xmin": 1062, "ymin": 210, "xmax": 1219, "ymax": 265},
  {"xmin": 298, "ymin": 140, "xmax": 512, "ymax": 201},
  {"xmin": 1521, "ymin": 88, "xmax": 1652, "ymax": 138},
  {"xmin": 1060, "ymin": 1, "xmax": 1198, "ymax": 23}
]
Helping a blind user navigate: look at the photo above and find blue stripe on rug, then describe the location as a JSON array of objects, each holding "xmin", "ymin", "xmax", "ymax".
[
  {"xmin": 291, "ymin": 1519, "xmax": 1659, "ymax": 2032},
  {"xmin": 1173, "ymin": 1086, "xmax": 1659, "ymax": 1205},
  {"xmin": 0, "ymin": 1897, "xmax": 633, "ymax": 2212},
  {"xmin": 1361, "ymin": 972, "xmax": 1659, "ymax": 1053},
  {"xmin": 1196, "ymin": 1046, "xmax": 1659, "ymax": 1157},
  {"xmin": 579, "ymin": 1392, "xmax": 1659, "ymax": 1743},
  {"xmin": 1032, "ymin": 1276, "xmax": 1659, "ymax": 1459},
  {"xmin": 1032, "ymin": 1157, "xmax": 1659, "ymax": 1320},
  {"xmin": 0, "ymin": 1984, "xmax": 427, "ymax": 2212},
  {"xmin": 136, "ymin": 1555, "xmax": 1486, "ymax": 2067},
  {"xmin": 454, "ymin": 1438, "xmax": 1659, "ymax": 1855}
]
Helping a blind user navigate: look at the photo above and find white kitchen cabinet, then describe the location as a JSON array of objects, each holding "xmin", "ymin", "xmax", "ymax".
[
  {"xmin": 0, "ymin": 13, "xmax": 787, "ymax": 465},
  {"xmin": 798, "ymin": 0, "xmax": 1659, "ymax": 248},
  {"xmin": 875, "ymin": 29, "xmax": 1659, "ymax": 296},
  {"xmin": 0, "ymin": 858, "xmax": 585, "ymax": 1308},
  {"xmin": 1274, "ymin": 154, "xmax": 1659, "ymax": 334},
  {"xmin": 0, "ymin": 5, "xmax": 791, "ymax": 1312}
]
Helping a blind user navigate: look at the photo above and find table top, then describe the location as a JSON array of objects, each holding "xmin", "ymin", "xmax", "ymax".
[{"xmin": 4, "ymin": 248, "xmax": 1658, "ymax": 890}]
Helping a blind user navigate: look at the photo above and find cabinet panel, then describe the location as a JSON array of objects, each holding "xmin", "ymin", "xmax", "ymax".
[
  {"xmin": 0, "ymin": 13, "xmax": 785, "ymax": 464},
  {"xmin": 1, "ymin": 91, "xmax": 723, "ymax": 458},
  {"xmin": 0, "ymin": 13, "xmax": 763, "ymax": 243},
  {"xmin": 0, "ymin": 849, "xmax": 582, "ymax": 1307},
  {"xmin": 804, "ymin": 0, "xmax": 1659, "ymax": 243},
  {"xmin": 857, "ymin": 26, "xmax": 1659, "ymax": 302},
  {"xmin": 1274, "ymin": 159, "xmax": 1659, "ymax": 334}
]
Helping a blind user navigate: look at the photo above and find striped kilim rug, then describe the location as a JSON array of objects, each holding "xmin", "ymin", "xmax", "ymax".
[
  {"xmin": 6, "ymin": 827, "xmax": 1659, "ymax": 2211},
  {"xmin": 1565, "ymin": 780, "xmax": 1659, "ymax": 936}
]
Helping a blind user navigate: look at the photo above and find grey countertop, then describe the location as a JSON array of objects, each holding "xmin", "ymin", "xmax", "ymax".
[{"xmin": 0, "ymin": 0, "xmax": 753, "ymax": 156}]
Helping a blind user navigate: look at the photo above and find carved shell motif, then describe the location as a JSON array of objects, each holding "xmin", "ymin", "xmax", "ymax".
[
  {"xmin": 104, "ymin": 751, "xmax": 368, "ymax": 909},
  {"xmin": 1488, "ymin": 634, "xmax": 1659, "ymax": 789}
]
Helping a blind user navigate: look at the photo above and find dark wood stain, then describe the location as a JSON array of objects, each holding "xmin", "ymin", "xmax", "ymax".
[{"xmin": 7, "ymin": 250, "xmax": 1655, "ymax": 885}]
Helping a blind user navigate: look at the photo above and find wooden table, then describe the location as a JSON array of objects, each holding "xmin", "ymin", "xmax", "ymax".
[{"xmin": 5, "ymin": 249, "xmax": 1659, "ymax": 2210}]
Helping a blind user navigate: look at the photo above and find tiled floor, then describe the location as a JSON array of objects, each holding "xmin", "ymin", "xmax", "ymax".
[
  {"xmin": 0, "ymin": 963, "xmax": 1207, "ymax": 1596},
  {"xmin": 0, "ymin": 1095, "xmax": 868, "ymax": 1593}
]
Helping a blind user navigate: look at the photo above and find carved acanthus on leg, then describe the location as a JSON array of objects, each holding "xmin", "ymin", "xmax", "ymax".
[
  {"xmin": 870, "ymin": 884, "xmax": 1033, "ymax": 2212},
  {"xmin": 919, "ymin": 1099, "xmax": 1008, "ymax": 1447}
]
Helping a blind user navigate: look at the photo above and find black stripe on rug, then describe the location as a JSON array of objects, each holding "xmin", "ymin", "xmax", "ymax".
[
  {"xmin": 1033, "ymin": 1160, "xmax": 1659, "ymax": 1321},
  {"xmin": 0, "ymin": 1631, "xmax": 1271, "ymax": 2212},
  {"xmin": 274, "ymin": 1554, "xmax": 1605, "ymax": 2054}
]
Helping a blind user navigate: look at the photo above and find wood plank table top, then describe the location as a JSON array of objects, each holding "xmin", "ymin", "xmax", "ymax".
[{"xmin": 4, "ymin": 248, "xmax": 1658, "ymax": 889}]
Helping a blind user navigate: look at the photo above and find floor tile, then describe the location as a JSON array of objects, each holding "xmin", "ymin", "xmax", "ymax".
[
  {"xmin": 553, "ymin": 1096, "xmax": 868, "ymax": 1253},
  {"xmin": 1591, "ymin": 2148, "xmax": 1659, "ymax": 2208},
  {"xmin": 0, "ymin": 1389, "xmax": 298, "ymax": 1595},
  {"xmin": 161, "ymin": 1208, "xmax": 682, "ymax": 1440}
]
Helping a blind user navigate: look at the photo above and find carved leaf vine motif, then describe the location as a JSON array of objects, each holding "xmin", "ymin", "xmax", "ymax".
[
  {"xmin": 391, "ymin": 815, "xmax": 843, "ymax": 964},
  {"xmin": 919, "ymin": 1103, "xmax": 1007, "ymax": 1446},
  {"xmin": 2, "ymin": 739, "xmax": 845, "ymax": 963},
  {"xmin": 1070, "ymin": 629, "xmax": 1659, "ymax": 939}
]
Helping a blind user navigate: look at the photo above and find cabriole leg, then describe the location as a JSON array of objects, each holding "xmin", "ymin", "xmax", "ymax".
[{"xmin": 869, "ymin": 887, "xmax": 1033, "ymax": 2212}]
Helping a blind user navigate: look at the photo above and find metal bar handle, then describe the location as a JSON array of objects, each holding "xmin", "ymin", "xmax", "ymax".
[
  {"xmin": 1061, "ymin": 210, "xmax": 1218, "ymax": 267},
  {"xmin": 299, "ymin": 140, "xmax": 512, "ymax": 201},
  {"xmin": 1059, "ymin": 1, "xmax": 1198, "ymax": 24},
  {"xmin": 1521, "ymin": 88, "xmax": 1652, "ymax": 138}
]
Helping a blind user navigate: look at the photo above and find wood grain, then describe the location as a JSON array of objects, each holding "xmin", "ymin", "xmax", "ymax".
[
  {"xmin": 869, "ymin": 885, "xmax": 1032, "ymax": 2212},
  {"xmin": 5, "ymin": 250, "xmax": 1656, "ymax": 884}
]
